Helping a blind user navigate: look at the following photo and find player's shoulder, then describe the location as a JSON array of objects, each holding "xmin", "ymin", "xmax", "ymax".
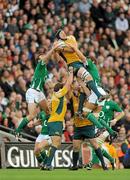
[
  {"xmin": 108, "ymin": 100, "xmax": 118, "ymax": 107},
  {"xmin": 87, "ymin": 58, "xmax": 92, "ymax": 65},
  {"xmin": 67, "ymin": 35, "xmax": 76, "ymax": 41}
]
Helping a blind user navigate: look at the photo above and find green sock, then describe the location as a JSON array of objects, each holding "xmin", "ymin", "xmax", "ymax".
[
  {"xmin": 91, "ymin": 152, "xmax": 98, "ymax": 165},
  {"xmin": 36, "ymin": 154, "xmax": 44, "ymax": 164},
  {"xmin": 95, "ymin": 148, "xmax": 106, "ymax": 169},
  {"xmin": 16, "ymin": 117, "xmax": 29, "ymax": 133},
  {"xmin": 87, "ymin": 80, "xmax": 101, "ymax": 98},
  {"xmin": 102, "ymin": 148, "xmax": 114, "ymax": 163},
  {"xmin": 46, "ymin": 146, "xmax": 57, "ymax": 166},
  {"xmin": 78, "ymin": 92, "xmax": 86, "ymax": 113},
  {"xmin": 86, "ymin": 113, "xmax": 103, "ymax": 129},
  {"xmin": 40, "ymin": 150, "xmax": 47, "ymax": 164},
  {"xmin": 73, "ymin": 151, "xmax": 79, "ymax": 167},
  {"xmin": 99, "ymin": 119, "xmax": 115, "ymax": 135}
]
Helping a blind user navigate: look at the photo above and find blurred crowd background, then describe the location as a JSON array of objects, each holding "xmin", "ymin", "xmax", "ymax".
[{"xmin": 0, "ymin": 0, "xmax": 130, "ymax": 147}]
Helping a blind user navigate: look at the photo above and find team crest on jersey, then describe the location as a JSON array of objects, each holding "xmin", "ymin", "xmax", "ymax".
[{"xmin": 106, "ymin": 106, "xmax": 110, "ymax": 109}]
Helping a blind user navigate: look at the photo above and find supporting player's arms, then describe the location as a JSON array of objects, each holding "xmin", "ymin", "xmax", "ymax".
[
  {"xmin": 111, "ymin": 111, "xmax": 125, "ymax": 126},
  {"xmin": 33, "ymin": 119, "xmax": 42, "ymax": 126},
  {"xmin": 64, "ymin": 66, "xmax": 74, "ymax": 90},
  {"xmin": 54, "ymin": 68, "xmax": 73, "ymax": 98},
  {"xmin": 56, "ymin": 45, "xmax": 74, "ymax": 53},
  {"xmin": 77, "ymin": 78, "xmax": 90, "ymax": 96},
  {"xmin": 53, "ymin": 52, "xmax": 67, "ymax": 69}
]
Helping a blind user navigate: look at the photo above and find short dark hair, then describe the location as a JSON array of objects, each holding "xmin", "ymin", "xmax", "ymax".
[{"xmin": 54, "ymin": 83, "xmax": 63, "ymax": 92}]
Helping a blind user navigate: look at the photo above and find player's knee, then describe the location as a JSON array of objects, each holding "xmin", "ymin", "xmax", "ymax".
[
  {"xmin": 34, "ymin": 147, "xmax": 40, "ymax": 155},
  {"xmin": 89, "ymin": 139, "xmax": 99, "ymax": 149},
  {"xmin": 73, "ymin": 142, "xmax": 80, "ymax": 151},
  {"xmin": 52, "ymin": 137, "xmax": 61, "ymax": 148},
  {"xmin": 77, "ymin": 68, "xmax": 92, "ymax": 83},
  {"xmin": 82, "ymin": 110, "xmax": 91, "ymax": 117}
]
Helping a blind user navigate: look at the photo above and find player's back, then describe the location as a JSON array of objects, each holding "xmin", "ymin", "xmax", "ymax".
[
  {"xmin": 48, "ymin": 86, "xmax": 68, "ymax": 122},
  {"xmin": 72, "ymin": 93, "xmax": 93, "ymax": 127},
  {"xmin": 30, "ymin": 60, "xmax": 48, "ymax": 91},
  {"xmin": 60, "ymin": 35, "xmax": 81, "ymax": 65}
]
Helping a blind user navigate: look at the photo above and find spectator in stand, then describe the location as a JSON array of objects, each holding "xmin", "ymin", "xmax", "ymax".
[
  {"xmin": 119, "ymin": 133, "xmax": 130, "ymax": 168},
  {"xmin": 115, "ymin": 12, "xmax": 129, "ymax": 32},
  {"xmin": 78, "ymin": 0, "xmax": 91, "ymax": 14},
  {"xmin": 64, "ymin": 124, "xmax": 74, "ymax": 142}
]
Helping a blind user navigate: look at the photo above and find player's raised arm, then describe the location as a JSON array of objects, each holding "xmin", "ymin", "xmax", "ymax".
[
  {"xmin": 38, "ymin": 43, "xmax": 60, "ymax": 63},
  {"xmin": 64, "ymin": 66, "xmax": 73, "ymax": 90},
  {"xmin": 111, "ymin": 111, "xmax": 125, "ymax": 126},
  {"xmin": 77, "ymin": 78, "xmax": 90, "ymax": 97},
  {"xmin": 53, "ymin": 51, "xmax": 68, "ymax": 69},
  {"xmin": 54, "ymin": 67, "xmax": 73, "ymax": 99}
]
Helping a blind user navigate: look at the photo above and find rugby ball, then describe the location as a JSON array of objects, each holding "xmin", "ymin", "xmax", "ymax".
[{"xmin": 57, "ymin": 40, "xmax": 66, "ymax": 48}]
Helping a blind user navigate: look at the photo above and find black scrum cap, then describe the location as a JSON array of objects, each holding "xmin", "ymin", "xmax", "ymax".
[{"xmin": 55, "ymin": 29, "xmax": 63, "ymax": 39}]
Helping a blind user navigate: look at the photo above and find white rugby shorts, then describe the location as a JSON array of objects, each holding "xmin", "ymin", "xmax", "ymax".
[
  {"xmin": 88, "ymin": 86, "xmax": 106, "ymax": 104},
  {"xmin": 26, "ymin": 88, "xmax": 46, "ymax": 103},
  {"xmin": 35, "ymin": 134, "xmax": 52, "ymax": 145}
]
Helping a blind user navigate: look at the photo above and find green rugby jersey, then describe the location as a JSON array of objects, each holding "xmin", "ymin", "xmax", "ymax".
[
  {"xmin": 86, "ymin": 58, "xmax": 101, "ymax": 85},
  {"xmin": 98, "ymin": 100, "xmax": 123, "ymax": 126},
  {"xmin": 38, "ymin": 111, "xmax": 48, "ymax": 135},
  {"xmin": 30, "ymin": 60, "xmax": 48, "ymax": 92}
]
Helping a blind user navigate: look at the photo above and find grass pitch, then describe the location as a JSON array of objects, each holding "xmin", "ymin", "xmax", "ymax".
[{"xmin": 1, "ymin": 169, "xmax": 130, "ymax": 180}]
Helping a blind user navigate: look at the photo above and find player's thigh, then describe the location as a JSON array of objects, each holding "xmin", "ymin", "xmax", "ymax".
[
  {"xmin": 38, "ymin": 135, "xmax": 52, "ymax": 149},
  {"xmin": 96, "ymin": 131, "xmax": 109, "ymax": 146},
  {"xmin": 39, "ymin": 98, "xmax": 49, "ymax": 114},
  {"xmin": 83, "ymin": 102, "xmax": 97, "ymax": 116},
  {"xmin": 34, "ymin": 142, "xmax": 41, "ymax": 154},
  {"xmin": 51, "ymin": 135, "xmax": 62, "ymax": 148},
  {"xmin": 26, "ymin": 88, "xmax": 37, "ymax": 104},
  {"xmin": 73, "ymin": 139, "xmax": 82, "ymax": 151},
  {"xmin": 28, "ymin": 103, "xmax": 37, "ymax": 118}
]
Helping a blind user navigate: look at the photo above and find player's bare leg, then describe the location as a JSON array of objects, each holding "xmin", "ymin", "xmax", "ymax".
[
  {"xmin": 39, "ymin": 99, "xmax": 50, "ymax": 115},
  {"xmin": 15, "ymin": 103, "xmax": 37, "ymax": 138},
  {"xmin": 88, "ymin": 139, "xmax": 108, "ymax": 170},
  {"xmin": 44, "ymin": 136, "xmax": 61, "ymax": 170},
  {"xmin": 82, "ymin": 102, "xmax": 105, "ymax": 130},
  {"xmin": 34, "ymin": 140, "xmax": 49, "ymax": 168},
  {"xmin": 77, "ymin": 67, "xmax": 106, "ymax": 101}
]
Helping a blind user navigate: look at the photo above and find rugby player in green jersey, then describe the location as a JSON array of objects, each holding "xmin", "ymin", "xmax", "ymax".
[
  {"xmin": 86, "ymin": 93, "xmax": 124, "ymax": 170},
  {"xmin": 15, "ymin": 44, "xmax": 59, "ymax": 139},
  {"xmin": 33, "ymin": 111, "xmax": 51, "ymax": 168}
]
